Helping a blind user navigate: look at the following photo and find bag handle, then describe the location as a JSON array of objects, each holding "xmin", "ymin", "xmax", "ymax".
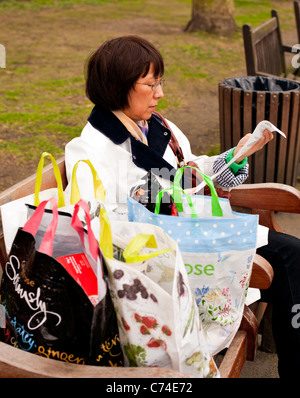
[
  {"xmin": 154, "ymin": 185, "xmax": 198, "ymax": 218},
  {"xmin": 23, "ymin": 198, "xmax": 99, "ymax": 261},
  {"xmin": 99, "ymin": 207, "xmax": 113, "ymax": 259},
  {"xmin": 173, "ymin": 166, "xmax": 223, "ymax": 217},
  {"xmin": 99, "ymin": 208, "xmax": 172, "ymax": 262},
  {"xmin": 70, "ymin": 159, "xmax": 106, "ymax": 204},
  {"xmin": 71, "ymin": 199, "xmax": 99, "ymax": 262},
  {"xmin": 34, "ymin": 152, "xmax": 65, "ymax": 208},
  {"xmin": 23, "ymin": 198, "xmax": 58, "ymax": 256},
  {"xmin": 123, "ymin": 234, "xmax": 172, "ymax": 263}
]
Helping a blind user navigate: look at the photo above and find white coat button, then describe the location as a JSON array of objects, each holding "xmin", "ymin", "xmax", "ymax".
[
  {"xmin": 133, "ymin": 155, "xmax": 136, "ymax": 160},
  {"xmin": 164, "ymin": 131, "xmax": 168, "ymax": 136}
]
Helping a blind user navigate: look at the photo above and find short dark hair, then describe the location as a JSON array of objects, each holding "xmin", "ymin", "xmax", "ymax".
[{"xmin": 85, "ymin": 35, "xmax": 164, "ymax": 110}]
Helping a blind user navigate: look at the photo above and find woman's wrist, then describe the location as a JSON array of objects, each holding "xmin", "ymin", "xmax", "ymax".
[{"xmin": 226, "ymin": 147, "xmax": 248, "ymax": 175}]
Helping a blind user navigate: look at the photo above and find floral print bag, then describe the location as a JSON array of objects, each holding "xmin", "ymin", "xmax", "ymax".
[{"xmin": 99, "ymin": 208, "xmax": 219, "ymax": 378}]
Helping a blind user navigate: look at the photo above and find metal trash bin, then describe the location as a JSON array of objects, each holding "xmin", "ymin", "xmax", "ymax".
[{"xmin": 219, "ymin": 76, "xmax": 300, "ymax": 185}]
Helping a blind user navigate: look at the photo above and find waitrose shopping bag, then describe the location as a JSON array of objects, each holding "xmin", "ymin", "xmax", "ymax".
[
  {"xmin": 99, "ymin": 208, "xmax": 219, "ymax": 378},
  {"xmin": 127, "ymin": 167, "xmax": 268, "ymax": 355},
  {"xmin": 0, "ymin": 198, "xmax": 122, "ymax": 366}
]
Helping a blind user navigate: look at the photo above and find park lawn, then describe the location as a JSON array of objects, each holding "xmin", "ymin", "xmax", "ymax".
[{"xmin": 0, "ymin": 0, "xmax": 297, "ymax": 190}]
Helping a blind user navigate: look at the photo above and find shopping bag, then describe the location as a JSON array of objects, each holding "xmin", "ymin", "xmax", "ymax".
[
  {"xmin": 65, "ymin": 158, "xmax": 106, "ymax": 241},
  {"xmin": 0, "ymin": 198, "xmax": 123, "ymax": 366},
  {"xmin": 1, "ymin": 152, "xmax": 66, "ymax": 254},
  {"xmin": 1, "ymin": 153, "xmax": 105, "ymax": 255},
  {"xmin": 99, "ymin": 208, "xmax": 219, "ymax": 378},
  {"xmin": 127, "ymin": 166, "xmax": 267, "ymax": 355}
]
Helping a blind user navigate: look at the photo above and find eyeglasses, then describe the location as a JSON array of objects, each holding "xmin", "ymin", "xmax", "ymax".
[{"xmin": 136, "ymin": 78, "xmax": 165, "ymax": 92}]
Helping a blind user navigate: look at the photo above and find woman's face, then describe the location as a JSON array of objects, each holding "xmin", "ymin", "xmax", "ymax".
[{"xmin": 122, "ymin": 63, "xmax": 164, "ymax": 122}]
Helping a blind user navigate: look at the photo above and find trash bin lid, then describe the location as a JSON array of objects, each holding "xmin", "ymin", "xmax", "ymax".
[{"xmin": 222, "ymin": 76, "xmax": 300, "ymax": 92}]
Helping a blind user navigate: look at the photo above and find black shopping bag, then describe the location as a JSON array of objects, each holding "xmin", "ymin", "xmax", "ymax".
[{"xmin": 0, "ymin": 198, "xmax": 123, "ymax": 366}]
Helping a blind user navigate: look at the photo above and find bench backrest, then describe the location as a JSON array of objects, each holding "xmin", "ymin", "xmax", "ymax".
[
  {"xmin": 243, "ymin": 10, "xmax": 286, "ymax": 77},
  {"xmin": 294, "ymin": 1, "xmax": 300, "ymax": 44}
]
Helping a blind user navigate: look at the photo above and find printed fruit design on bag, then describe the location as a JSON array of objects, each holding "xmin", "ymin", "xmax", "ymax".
[
  {"xmin": 113, "ymin": 270, "xmax": 158, "ymax": 303},
  {"xmin": 185, "ymin": 351, "xmax": 217, "ymax": 377},
  {"xmin": 136, "ymin": 313, "xmax": 172, "ymax": 349},
  {"xmin": 111, "ymin": 268, "xmax": 174, "ymax": 366},
  {"xmin": 120, "ymin": 312, "xmax": 173, "ymax": 366},
  {"xmin": 123, "ymin": 343, "xmax": 147, "ymax": 367}
]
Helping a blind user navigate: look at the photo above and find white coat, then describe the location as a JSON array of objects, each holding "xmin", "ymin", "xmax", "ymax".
[{"xmin": 65, "ymin": 106, "xmax": 248, "ymax": 220}]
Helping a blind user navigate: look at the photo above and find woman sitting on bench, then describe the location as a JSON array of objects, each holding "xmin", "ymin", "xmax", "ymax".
[{"xmin": 65, "ymin": 35, "xmax": 300, "ymax": 379}]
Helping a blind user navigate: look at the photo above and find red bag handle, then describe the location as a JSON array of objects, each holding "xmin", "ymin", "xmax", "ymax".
[
  {"xmin": 22, "ymin": 198, "xmax": 99, "ymax": 261},
  {"xmin": 22, "ymin": 198, "xmax": 58, "ymax": 256},
  {"xmin": 71, "ymin": 199, "xmax": 99, "ymax": 262}
]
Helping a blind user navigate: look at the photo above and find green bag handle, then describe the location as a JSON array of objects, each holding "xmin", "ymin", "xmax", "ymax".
[
  {"xmin": 70, "ymin": 159, "xmax": 106, "ymax": 205},
  {"xmin": 34, "ymin": 152, "xmax": 65, "ymax": 208},
  {"xmin": 99, "ymin": 207, "xmax": 172, "ymax": 262},
  {"xmin": 173, "ymin": 166, "xmax": 223, "ymax": 217},
  {"xmin": 154, "ymin": 185, "xmax": 198, "ymax": 218}
]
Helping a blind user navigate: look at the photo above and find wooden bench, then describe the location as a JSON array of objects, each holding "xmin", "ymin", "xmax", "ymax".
[
  {"xmin": 294, "ymin": 1, "xmax": 300, "ymax": 45},
  {"xmin": 243, "ymin": 9, "xmax": 298, "ymax": 79},
  {"xmin": 0, "ymin": 157, "xmax": 299, "ymax": 378}
]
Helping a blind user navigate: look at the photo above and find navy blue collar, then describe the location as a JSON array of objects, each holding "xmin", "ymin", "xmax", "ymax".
[{"xmin": 88, "ymin": 105, "xmax": 176, "ymax": 179}]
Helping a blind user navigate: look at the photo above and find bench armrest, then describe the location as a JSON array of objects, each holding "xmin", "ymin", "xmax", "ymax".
[{"xmin": 230, "ymin": 183, "xmax": 300, "ymax": 214}]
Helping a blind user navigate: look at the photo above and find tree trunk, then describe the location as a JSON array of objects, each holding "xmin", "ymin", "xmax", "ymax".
[{"xmin": 185, "ymin": 0, "xmax": 237, "ymax": 35}]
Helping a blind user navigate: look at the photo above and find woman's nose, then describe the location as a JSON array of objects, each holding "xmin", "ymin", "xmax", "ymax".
[{"xmin": 154, "ymin": 84, "xmax": 164, "ymax": 99}]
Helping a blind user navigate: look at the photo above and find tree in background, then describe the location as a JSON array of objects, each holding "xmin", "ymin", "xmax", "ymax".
[{"xmin": 185, "ymin": 0, "xmax": 237, "ymax": 35}]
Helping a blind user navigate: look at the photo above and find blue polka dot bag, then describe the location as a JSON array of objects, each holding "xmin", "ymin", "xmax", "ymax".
[{"xmin": 127, "ymin": 167, "xmax": 267, "ymax": 355}]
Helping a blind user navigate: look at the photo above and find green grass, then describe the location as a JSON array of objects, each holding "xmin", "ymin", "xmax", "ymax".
[
  {"xmin": 0, "ymin": 0, "xmax": 113, "ymax": 10},
  {"xmin": 0, "ymin": 0, "xmax": 297, "ymax": 190},
  {"xmin": 234, "ymin": 0, "xmax": 294, "ymax": 27}
]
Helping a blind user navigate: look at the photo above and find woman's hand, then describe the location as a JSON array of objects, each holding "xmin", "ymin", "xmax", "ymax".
[{"xmin": 233, "ymin": 129, "xmax": 274, "ymax": 163}]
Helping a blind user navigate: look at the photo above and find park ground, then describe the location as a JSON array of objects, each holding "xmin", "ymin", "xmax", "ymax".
[{"xmin": 0, "ymin": 0, "xmax": 298, "ymax": 191}]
